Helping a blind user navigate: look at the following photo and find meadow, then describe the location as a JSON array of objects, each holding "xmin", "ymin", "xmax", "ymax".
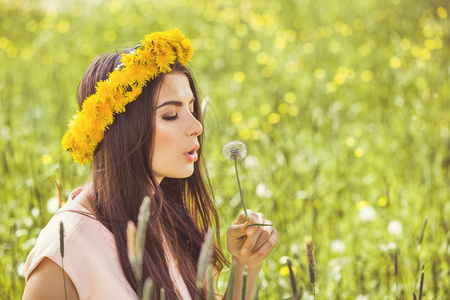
[{"xmin": 0, "ymin": 0, "xmax": 449, "ymax": 298}]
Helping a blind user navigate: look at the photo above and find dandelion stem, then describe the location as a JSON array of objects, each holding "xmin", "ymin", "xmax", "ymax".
[{"xmin": 234, "ymin": 158, "xmax": 248, "ymax": 221}]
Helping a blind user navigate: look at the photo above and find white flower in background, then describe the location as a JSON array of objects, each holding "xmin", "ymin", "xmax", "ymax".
[
  {"xmin": 379, "ymin": 242, "xmax": 397, "ymax": 252},
  {"xmin": 256, "ymin": 183, "xmax": 272, "ymax": 198},
  {"xmin": 296, "ymin": 190, "xmax": 308, "ymax": 199},
  {"xmin": 355, "ymin": 295, "xmax": 369, "ymax": 300},
  {"xmin": 46, "ymin": 196, "xmax": 59, "ymax": 214},
  {"xmin": 31, "ymin": 207, "xmax": 39, "ymax": 217},
  {"xmin": 387, "ymin": 220, "xmax": 403, "ymax": 236},
  {"xmin": 331, "ymin": 239, "xmax": 346, "ymax": 253},
  {"xmin": 359, "ymin": 206, "xmax": 376, "ymax": 222},
  {"xmin": 244, "ymin": 155, "xmax": 259, "ymax": 168},
  {"xmin": 17, "ymin": 262, "xmax": 25, "ymax": 277}
]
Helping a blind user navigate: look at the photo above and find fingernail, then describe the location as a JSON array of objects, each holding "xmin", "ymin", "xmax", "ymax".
[{"xmin": 241, "ymin": 248, "xmax": 249, "ymax": 256}]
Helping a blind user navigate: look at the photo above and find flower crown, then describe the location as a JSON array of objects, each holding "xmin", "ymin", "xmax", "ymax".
[{"xmin": 62, "ymin": 28, "xmax": 193, "ymax": 165}]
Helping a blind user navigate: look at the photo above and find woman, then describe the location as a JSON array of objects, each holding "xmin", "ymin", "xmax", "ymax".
[{"xmin": 22, "ymin": 29, "xmax": 277, "ymax": 299}]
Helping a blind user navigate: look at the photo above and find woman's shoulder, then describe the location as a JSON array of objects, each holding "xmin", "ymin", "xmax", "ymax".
[
  {"xmin": 24, "ymin": 199, "xmax": 108, "ymax": 280},
  {"xmin": 24, "ymin": 188, "xmax": 137, "ymax": 299}
]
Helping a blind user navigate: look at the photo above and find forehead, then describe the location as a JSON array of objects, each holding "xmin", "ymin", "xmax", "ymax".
[{"xmin": 157, "ymin": 73, "xmax": 193, "ymax": 104}]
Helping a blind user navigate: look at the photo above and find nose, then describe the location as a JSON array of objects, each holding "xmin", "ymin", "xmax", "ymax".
[{"xmin": 186, "ymin": 113, "xmax": 203, "ymax": 137}]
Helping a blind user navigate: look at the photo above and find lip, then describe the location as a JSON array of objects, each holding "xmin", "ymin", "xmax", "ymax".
[{"xmin": 184, "ymin": 144, "xmax": 199, "ymax": 162}]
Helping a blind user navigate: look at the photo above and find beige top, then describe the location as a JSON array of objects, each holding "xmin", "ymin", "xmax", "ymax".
[{"xmin": 25, "ymin": 187, "xmax": 192, "ymax": 300}]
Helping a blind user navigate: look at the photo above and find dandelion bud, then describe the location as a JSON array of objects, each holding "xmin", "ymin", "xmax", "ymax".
[
  {"xmin": 222, "ymin": 141, "xmax": 247, "ymax": 161},
  {"xmin": 306, "ymin": 241, "xmax": 316, "ymax": 284}
]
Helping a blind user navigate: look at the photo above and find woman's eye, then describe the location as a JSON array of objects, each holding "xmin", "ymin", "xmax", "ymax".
[{"xmin": 162, "ymin": 114, "xmax": 179, "ymax": 121}]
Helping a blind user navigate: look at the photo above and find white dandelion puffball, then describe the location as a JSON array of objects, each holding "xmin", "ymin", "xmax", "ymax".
[
  {"xmin": 222, "ymin": 141, "xmax": 247, "ymax": 161},
  {"xmin": 359, "ymin": 206, "xmax": 376, "ymax": 222},
  {"xmin": 387, "ymin": 220, "xmax": 403, "ymax": 236},
  {"xmin": 331, "ymin": 239, "xmax": 346, "ymax": 253}
]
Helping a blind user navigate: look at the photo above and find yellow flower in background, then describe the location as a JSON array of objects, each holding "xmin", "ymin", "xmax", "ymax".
[
  {"xmin": 279, "ymin": 265, "xmax": 297, "ymax": 276},
  {"xmin": 268, "ymin": 113, "xmax": 280, "ymax": 124},
  {"xmin": 284, "ymin": 92, "xmax": 296, "ymax": 103},
  {"xmin": 400, "ymin": 39, "xmax": 411, "ymax": 50},
  {"xmin": 354, "ymin": 148, "xmax": 365, "ymax": 157},
  {"xmin": 231, "ymin": 112, "xmax": 243, "ymax": 125},
  {"xmin": 288, "ymin": 106, "xmax": 299, "ymax": 117},
  {"xmin": 437, "ymin": 7, "xmax": 447, "ymax": 19},
  {"xmin": 345, "ymin": 137, "xmax": 355, "ymax": 147},
  {"xmin": 278, "ymin": 103, "xmax": 288, "ymax": 114},
  {"xmin": 378, "ymin": 197, "xmax": 388, "ymax": 207},
  {"xmin": 314, "ymin": 68, "xmax": 326, "ymax": 79},
  {"xmin": 313, "ymin": 199, "xmax": 322, "ymax": 208},
  {"xmin": 389, "ymin": 56, "xmax": 402, "ymax": 69},
  {"xmin": 260, "ymin": 104, "xmax": 271, "ymax": 115},
  {"xmin": 233, "ymin": 71, "xmax": 246, "ymax": 83},
  {"xmin": 354, "ymin": 128, "xmax": 362, "ymax": 137},
  {"xmin": 357, "ymin": 201, "xmax": 368, "ymax": 210},
  {"xmin": 41, "ymin": 155, "xmax": 52, "ymax": 164},
  {"xmin": 361, "ymin": 70, "xmax": 373, "ymax": 82},
  {"xmin": 256, "ymin": 52, "xmax": 269, "ymax": 64},
  {"xmin": 248, "ymin": 40, "xmax": 261, "ymax": 52},
  {"xmin": 358, "ymin": 44, "xmax": 371, "ymax": 57}
]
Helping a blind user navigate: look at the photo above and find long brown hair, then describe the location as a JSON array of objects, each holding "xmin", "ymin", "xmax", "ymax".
[{"xmin": 77, "ymin": 51, "xmax": 228, "ymax": 299}]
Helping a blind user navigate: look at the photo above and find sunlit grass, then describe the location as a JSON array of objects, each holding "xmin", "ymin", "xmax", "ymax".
[{"xmin": 1, "ymin": 0, "xmax": 449, "ymax": 298}]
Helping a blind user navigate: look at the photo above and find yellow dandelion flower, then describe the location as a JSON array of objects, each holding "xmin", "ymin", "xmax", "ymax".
[
  {"xmin": 96, "ymin": 101, "xmax": 114, "ymax": 122},
  {"xmin": 314, "ymin": 68, "xmax": 326, "ymax": 79},
  {"xmin": 125, "ymin": 65, "xmax": 149, "ymax": 86},
  {"xmin": 96, "ymin": 80, "xmax": 115, "ymax": 99},
  {"xmin": 378, "ymin": 197, "xmax": 387, "ymax": 207},
  {"xmin": 284, "ymin": 92, "xmax": 296, "ymax": 103},
  {"xmin": 109, "ymin": 69, "xmax": 129, "ymax": 87},
  {"xmin": 279, "ymin": 266, "xmax": 290, "ymax": 276}
]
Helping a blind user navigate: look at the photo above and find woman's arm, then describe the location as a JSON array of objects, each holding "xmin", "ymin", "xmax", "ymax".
[
  {"xmin": 22, "ymin": 258, "xmax": 79, "ymax": 300},
  {"xmin": 223, "ymin": 210, "xmax": 278, "ymax": 299}
]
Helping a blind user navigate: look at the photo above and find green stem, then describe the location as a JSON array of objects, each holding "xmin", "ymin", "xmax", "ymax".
[
  {"xmin": 235, "ymin": 158, "xmax": 248, "ymax": 221},
  {"xmin": 62, "ymin": 260, "xmax": 67, "ymax": 300}
]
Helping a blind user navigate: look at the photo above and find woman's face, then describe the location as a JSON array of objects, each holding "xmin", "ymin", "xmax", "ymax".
[{"xmin": 152, "ymin": 73, "xmax": 203, "ymax": 183}]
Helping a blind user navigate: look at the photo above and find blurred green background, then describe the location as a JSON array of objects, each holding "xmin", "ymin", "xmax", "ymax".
[{"xmin": 1, "ymin": 0, "xmax": 449, "ymax": 298}]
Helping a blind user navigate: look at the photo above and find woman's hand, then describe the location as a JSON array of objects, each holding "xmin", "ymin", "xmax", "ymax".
[{"xmin": 226, "ymin": 209, "xmax": 277, "ymax": 268}]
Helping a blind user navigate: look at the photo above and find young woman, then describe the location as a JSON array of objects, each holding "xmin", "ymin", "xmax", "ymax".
[{"xmin": 22, "ymin": 29, "xmax": 277, "ymax": 300}]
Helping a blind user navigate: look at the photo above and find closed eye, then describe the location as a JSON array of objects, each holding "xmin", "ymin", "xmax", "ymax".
[{"xmin": 162, "ymin": 114, "xmax": 179, "ymax": 121}]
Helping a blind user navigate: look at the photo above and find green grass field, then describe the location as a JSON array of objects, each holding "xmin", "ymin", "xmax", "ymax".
[{"xmin": 1, "ymin": 0, "xmax": 449, "ymax": 298}]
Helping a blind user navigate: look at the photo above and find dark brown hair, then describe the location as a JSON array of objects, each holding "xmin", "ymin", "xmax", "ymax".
[{"xmin": 77, "ymin": 51, "xmax": 228, "ymax": 299}]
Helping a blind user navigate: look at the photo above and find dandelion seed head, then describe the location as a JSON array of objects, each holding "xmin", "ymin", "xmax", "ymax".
[
  {"xmin": 222, "ymin": 141, "xmax": 247, "ymax": 161},
  {"xmin": 387, "ymin": 220, "xmax": 403, "ymax": 236}
]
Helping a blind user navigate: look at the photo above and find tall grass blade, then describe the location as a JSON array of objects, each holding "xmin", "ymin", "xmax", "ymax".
[
  {"xmin": 160, "ymin": 288, "xmax": 165, "ymax": 300},
  {"xmin": 207, "ymin": 267, "xmax": 214, "ymax": 300},
  {"xmin": 418, "ymin": 217, "xmax": 428, "ymax": 245},
  {"xmin": 226, "ymin": 260, "xmax": 237, "ymax": 300},
  {"xmin": 287, "ymin": 258, "xmax": 298, "ymax": 299},
  {"xmin": 195, "ymin": 227, "xmax": 215, "ymax": 300},
  {"xmin": 419, "ymin": 264, "xmax": 424, "ymax": 300},
  {"xmin": 241, "ymin": 266, "xmax": 247, "ymax": 300},
  {"xmin": 142, "ymin": 278, "xmax": 153, "ymax": 300}
]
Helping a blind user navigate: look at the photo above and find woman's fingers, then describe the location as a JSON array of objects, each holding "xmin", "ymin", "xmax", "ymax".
[
  {"xmin": 250, "ymin": 228, "xmax": 278, "ymax": 259},
  {"xmin": 251, "ymin": 220, "xmax": 273, "ymax": 252},
  {"xmin": 240, "ymin": 213, "xmax": 271, "ymax": 256}
]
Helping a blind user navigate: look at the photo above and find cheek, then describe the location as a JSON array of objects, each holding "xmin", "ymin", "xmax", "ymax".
[{"xmin": 154, "ymin": 123, "xmax": 177, "ymax": 153}]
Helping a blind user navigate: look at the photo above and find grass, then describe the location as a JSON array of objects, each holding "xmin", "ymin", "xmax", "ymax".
[{"xmin": 0, "ymin": 0, "xmax": 449, "ymax": 298}]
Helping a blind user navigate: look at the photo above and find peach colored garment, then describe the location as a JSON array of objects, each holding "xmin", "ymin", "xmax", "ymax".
[{"xmin": 25, "ymin": 188, "xmax": 192, "ymax": 300}]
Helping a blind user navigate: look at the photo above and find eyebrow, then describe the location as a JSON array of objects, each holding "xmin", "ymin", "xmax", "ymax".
[{"xmin": 156, "ymin": 98, "xmax": 195, "ymax": 109}]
